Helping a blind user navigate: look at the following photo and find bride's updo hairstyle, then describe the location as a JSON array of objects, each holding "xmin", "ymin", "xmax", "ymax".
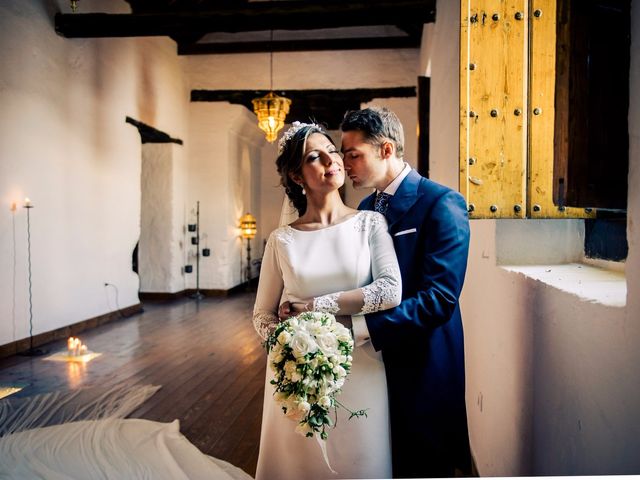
[{"xmin": 276, "ymin": 121, "xmax": 334, "ymax": 216}]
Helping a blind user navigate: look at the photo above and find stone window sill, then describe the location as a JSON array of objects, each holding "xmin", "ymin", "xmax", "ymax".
[{"xmin": 501, "ymin": 260, "xmax": 626, "ymax": 307}]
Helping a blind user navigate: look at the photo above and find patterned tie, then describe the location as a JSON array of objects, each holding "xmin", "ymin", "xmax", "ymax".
[{"xmin": 374, "ymin": 192, "xmax": 392, "ymax": 215}]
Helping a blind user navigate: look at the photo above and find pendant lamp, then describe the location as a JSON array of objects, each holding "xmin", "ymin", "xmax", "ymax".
[{"xmin": 252, "ymin": 31, "xmax": 291, "ymax": 143}]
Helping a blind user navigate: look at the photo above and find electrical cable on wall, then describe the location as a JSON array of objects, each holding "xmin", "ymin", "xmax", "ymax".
[{"xmin": 104, "ymin": 283, "xmax": 126, "ymax": 318}]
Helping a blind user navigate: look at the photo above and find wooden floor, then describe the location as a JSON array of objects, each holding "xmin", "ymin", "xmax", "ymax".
[{"xmin": 0, "ymin": 292, "xmax": 265, "ymax": 477}]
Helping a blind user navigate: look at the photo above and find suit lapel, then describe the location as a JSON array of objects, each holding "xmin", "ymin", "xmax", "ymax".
[
  {"xmin": 359, "ymin": 191, "xmax": 377, "ymax": 212},
  {"xmin": 385, "ymin": 170, "xmax": 422, "ymax": 228}
]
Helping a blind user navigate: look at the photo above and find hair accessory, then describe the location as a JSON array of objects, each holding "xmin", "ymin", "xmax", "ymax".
[{"xmin": 278, "ymin": 121, "xmax": 322, "ymax": 154}]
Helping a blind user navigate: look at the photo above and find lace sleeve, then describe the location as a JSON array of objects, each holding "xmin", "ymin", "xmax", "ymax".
[
  {"xmin": 312, "ymin": 292, "xmax": 343, "ymax": 314},
  {"xmin": 361, "ymin": 265, "xmax": 402, "ymax": 314},
  {"xmin": 252, "ymin": 232, "xmax": 284, "ymax": 341},
  {"xmin": 253, "ymin": 311, "xmax": 280, "ymax": 341},
  {"xmin": 359, "ymin": 212, "xmax": 402, "ymax": 314}
]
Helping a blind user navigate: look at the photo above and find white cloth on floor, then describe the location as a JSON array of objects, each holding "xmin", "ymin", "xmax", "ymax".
[{"xmin": 0, "ymin": 418, "xmax": 253, "ymax": 480}]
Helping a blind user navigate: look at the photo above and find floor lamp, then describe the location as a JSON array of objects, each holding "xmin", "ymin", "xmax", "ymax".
[
  {"xmin": 21, "ymin": 198, "xmax": 47, "ymax": 356},
  {"xmin": 240, "ymin": 213, "xmax": 257, "ymax": 290}
]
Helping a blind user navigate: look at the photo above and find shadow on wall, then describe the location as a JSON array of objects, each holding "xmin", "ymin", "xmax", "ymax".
[{"xmin": 137, "ymin": 41, "xmax": 157, "ymax": 126}]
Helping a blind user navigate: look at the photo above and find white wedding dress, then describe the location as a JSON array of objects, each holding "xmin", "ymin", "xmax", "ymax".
[{"xmin": 253, "ymin": 210, "xmax": 401, "ymax": 480}]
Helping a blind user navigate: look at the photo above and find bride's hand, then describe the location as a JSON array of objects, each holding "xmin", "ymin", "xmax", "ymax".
[
  {"xmin": 278, "ymin": 300, "xmax": 311, "ymax": 319},
  {"xmin": 278, "ymin": 301, "xmax": 293, "ymax": 320}
]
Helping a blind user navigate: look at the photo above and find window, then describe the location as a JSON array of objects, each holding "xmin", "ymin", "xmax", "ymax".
[
  {"xmin": 459, "ymin": 0, "xmax": 628, "ymax": 222},
  {"xmin": 553, "ymin": 0, "xmax": 630, "ymax": 211}
]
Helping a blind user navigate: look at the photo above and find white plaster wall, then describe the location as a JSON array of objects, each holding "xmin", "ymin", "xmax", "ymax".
[
  {"xmin": 229, "ymin": 109, "xmax": 267, "ymax": 284},
  {"xmin": 139, "ymin": 143, "xmax": 186, "ymax": 293},
  {"xmin": 185, "ymin": 50, "xmax": 419, "ymax": 91},
  {"xmin": 185, "ymin": 103, "xmax": 232, "ymax": 290},
  {"xmin": 426, "ymin": 0, "xmax": 640, "ymax": 475},
  {"xmin": 185, "ymin": 103, "xmax": 264, "ymax": 289},
  {"xmin": 0, "ymin": 0, "xmax": 189, "ymax": 346},
  {"xmin": 171, "ymin": 143, "xmax": 188, "ymax": 294},
  {"xmin": 140, "ymin": 144, "xmax": 173, "ymax": 292},
  {"xmin": 259, "ymin": 141, "xmax": 283, "ymax": 258}
]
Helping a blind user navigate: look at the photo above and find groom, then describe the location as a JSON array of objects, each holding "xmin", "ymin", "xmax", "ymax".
[{"xmin": 341, "ymin": 107, "xmax": 471, "ymax": 478}]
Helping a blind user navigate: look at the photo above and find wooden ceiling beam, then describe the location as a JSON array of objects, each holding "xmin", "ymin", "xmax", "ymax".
[
  {"xmin": 178, "ymin": 36, "xmax": 420, "ymax": 55},
  {"xmin": 55, "ymin": 0, "xmax": 435, "ymax": 38}
]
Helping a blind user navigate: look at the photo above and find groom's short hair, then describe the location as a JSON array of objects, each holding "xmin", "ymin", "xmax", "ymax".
[{"xmin": 340, "ymin": 107, "xmax": 405, "ymax": 159}]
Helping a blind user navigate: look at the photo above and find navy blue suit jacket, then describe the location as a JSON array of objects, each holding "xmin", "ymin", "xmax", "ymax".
[{"xmin": 359, "ymin": 170, "xmax": 471, "ymax": 478}]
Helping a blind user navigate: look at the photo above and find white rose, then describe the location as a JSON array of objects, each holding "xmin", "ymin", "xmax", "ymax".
[
  {"xmin": 277, "ymin": 330, "xmax": 292, "ymax": 345},
  {"xmin": 333, "ymin": 365, "xmax": 347, "ymax": 378},
  {"xmin": 290, "ymin": 331, "xmax": 318, "ymax": 359},
  {"xmin": 316, "ymin": 333, "xmax": 339, "ymax": 356},
  {"xmin": 298, "ymin": 401, "xmax": 311, "ymax": 414},
  {"xmin": 318, "ymin": 396, "xmax": 332, "ymax": 409},
  {"xmin": 285, "ymin": 406, "xmax": 303, "ymax": 421},
  {"xmin": 336, "ymin": 330, "xmax": 352, "ymax": 343},
  {"xmin": 305, "ymin": 322, "xmax": 322, "ymax": 336},
  {"xmin": 275, "ymin": 391, "xmax": 289, "ymax": 403}
]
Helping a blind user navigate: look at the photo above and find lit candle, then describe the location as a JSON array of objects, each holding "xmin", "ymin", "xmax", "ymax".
[
  {"xmin": 67, "ymin": 337, "xmax": 75, "ymax": 356},
  {"xmin": 24, "ymin": 198, "xmax": 32, "ymax": 208},
  {"xmin": 80, "ymin": 344, "xmax": 88, "ymax": 355}
]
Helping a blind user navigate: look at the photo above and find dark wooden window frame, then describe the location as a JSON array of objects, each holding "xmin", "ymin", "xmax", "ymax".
[
  {"xmin": 553, "ymin": 0, "xmax": 630, "ymax": 261},
  {"xmin": 553, "ymin": 0, "xmax": 630, "ymax": 211}
]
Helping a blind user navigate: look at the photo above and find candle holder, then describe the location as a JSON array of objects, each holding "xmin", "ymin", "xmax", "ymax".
[
  {"xmin": 20, "ymin": 198, "xmax": 48, "ymax": 356},
  {"xmin": 189, "ymin": 201, "xmax": 205, "ymax": 300}
]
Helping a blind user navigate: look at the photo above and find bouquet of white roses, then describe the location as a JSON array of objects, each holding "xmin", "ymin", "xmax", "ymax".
[{"xmin": 265, "ymin": 311, "xmax": 367, "ymax": 440}]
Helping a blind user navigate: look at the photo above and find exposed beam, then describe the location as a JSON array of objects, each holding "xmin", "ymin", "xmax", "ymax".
[
  {"xmin": 178, "ymin": 36, "xmax": 420, "ymax": 55},
  {"xmin": 125, "ymin": 116, "xmax": 183, "ymax": 144},
  {"xmin": 55, "ymin": 1, "xmax": 436, "ymax": 38},
  {"xmin": 191, "ymin": 87, "xmax": 416, "ymax": 129}
]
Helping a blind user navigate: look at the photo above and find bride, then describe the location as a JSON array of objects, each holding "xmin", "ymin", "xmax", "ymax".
[{"xmin": 252, "ymin": 122, "xmax": 402, "ymax": 479}]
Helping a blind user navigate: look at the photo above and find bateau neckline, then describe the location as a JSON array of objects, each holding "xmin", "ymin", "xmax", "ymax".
[{"xmin": 286, "ymin": 210, "xmax": 365, "ymax": 233}]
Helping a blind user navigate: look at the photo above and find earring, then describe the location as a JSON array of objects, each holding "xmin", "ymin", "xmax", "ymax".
[{"xmin": 301, "ymin": 187, "xmax": 306, "ymax": 195}]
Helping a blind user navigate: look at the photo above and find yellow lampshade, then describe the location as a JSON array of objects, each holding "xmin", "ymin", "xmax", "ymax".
[
  {"xmin": 252, "ymin": 91, "xmax": 291, "ymax": 143},
  {"xmin": 240, "ymin": 213, "xmax": 257, "ymax": 239}
]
